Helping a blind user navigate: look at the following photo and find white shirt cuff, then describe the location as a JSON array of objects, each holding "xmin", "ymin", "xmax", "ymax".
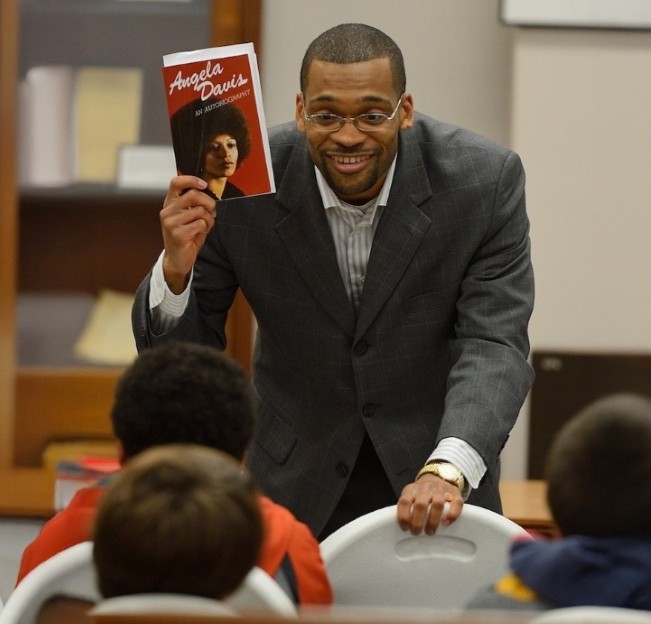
[
  {"xmin": 427, "ymin": 437, "xmax": 487, "ymax": 498},
  {"xmin": 149, "ymin": 251, "xmax": 192, "ymax": 331}
]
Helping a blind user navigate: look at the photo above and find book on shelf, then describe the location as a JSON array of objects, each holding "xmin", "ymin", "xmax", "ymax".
[
  {"xmin": 73, "ymin": 66, "xmax": 144, "ymax": 183},
  {"xmin": 162, "ymin": 42, "xmax": 275, "ymax": 200}
]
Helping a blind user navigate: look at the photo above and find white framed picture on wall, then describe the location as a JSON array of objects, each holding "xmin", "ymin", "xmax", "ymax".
[{"xmin": 500, "ymin": 0, "xmax": 651, "ymax": 29}]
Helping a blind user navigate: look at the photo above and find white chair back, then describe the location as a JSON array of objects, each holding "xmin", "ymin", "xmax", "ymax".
[
  {"xmin": 319, "ymin": 503, "xmax": 530, "ymax": 609},
  {"xmin": 226, "ymin": 568, "xmax": 296, "ymax": 616},
  {"xmin": 90, "ymin": 594, "xmax": 236, "ymax": 617},
  {"xmin": 0, "ymin": 541, "xmax": 99, "ymax": 624},
  {"xmin": 0, "ymin": 541, "xmax": 296, "ymax": 624},
  {"xmin": 530, "ymin": 606, "xmax": 651, "ymax": 623}
]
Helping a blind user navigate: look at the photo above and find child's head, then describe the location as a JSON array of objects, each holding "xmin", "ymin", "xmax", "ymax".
[
  {"xmin": 111, "ymin": 342, "xmax": 255, "ymax": 462},
  {"xmin": 93, "ymin": 444, "xmax": 263, "ymax": 599},
  {"xmin": 545, "ymin": 393, "xmax": 651, "ymax": 538}
]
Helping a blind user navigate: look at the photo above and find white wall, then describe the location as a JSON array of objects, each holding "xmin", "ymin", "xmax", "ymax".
[
  {"xmin": 511, "ymin": 27, "xmax": 651, "ymax": 352},
  {"xmin": 259, "ymin": 0, "xmax": 513, "ymax": 145},
  {"xmin": 258, "ymin": 2, "xmax": 651, "ymax": 480},
  {"xmin": 502, "ymin": 26, "xmax": 651, "ymax": 479}
]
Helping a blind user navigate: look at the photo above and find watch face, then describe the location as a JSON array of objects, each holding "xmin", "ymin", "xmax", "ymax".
[{"xmin": 438, "ymin": 464, "xmax": 459, "ymax": 481}]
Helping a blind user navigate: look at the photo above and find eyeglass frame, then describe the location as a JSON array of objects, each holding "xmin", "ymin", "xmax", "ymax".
[{"xmin": 301, "ymin": 93, "xmax": 405, "ymax": 133}]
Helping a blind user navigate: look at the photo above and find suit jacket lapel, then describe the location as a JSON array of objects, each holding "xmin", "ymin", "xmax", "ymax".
[
  {"xmin": 272, "ymin": 131, "xmax": 433, "ymax": 340},
  {"xmin": 274, "ymin": 142, "xmax": 357, "ymax": 336},
  {"xmin": 355, "ymin": 137, "xmax": 433, "ymax": 339}
]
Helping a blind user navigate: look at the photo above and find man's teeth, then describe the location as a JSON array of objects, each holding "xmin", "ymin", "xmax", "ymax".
[{"xmin": 334, "ymin": 155, "xmax": 367, "ymax": 164}]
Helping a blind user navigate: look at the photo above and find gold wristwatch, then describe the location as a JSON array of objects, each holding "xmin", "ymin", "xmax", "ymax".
[{"xmin": 415, "ymin": 462, "xmax": 465, "ymax": 492}]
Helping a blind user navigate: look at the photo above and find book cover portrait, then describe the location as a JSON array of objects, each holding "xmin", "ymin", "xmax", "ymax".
[{"xmin": 162, "ymin": 43, "xmax": 275, "ymax": 201}]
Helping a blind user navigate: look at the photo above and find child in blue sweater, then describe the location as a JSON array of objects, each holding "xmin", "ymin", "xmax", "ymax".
[{"xmin": 467, "ymin": 393, "xmax": 651, "ymax": 612}]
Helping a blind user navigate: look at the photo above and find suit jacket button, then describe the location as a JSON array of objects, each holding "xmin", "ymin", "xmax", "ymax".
[
  {"xmin": 335, "ymin": 463, "xmax": 349, "ymax": 478},
  {"xmin": 353, "ymin": 341, "xmax": 368, "ymax": 355},
  {"xmin": 362, "ymin": 404, "xmax": 375, "ymax": 417}
]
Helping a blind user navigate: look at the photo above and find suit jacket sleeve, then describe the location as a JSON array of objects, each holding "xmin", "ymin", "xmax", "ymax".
[{"xmin": 435, "ymin": 146, "xmax": 534, "ymax": 469}]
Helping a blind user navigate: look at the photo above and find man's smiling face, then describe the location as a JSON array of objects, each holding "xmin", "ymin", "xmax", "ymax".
[{"xmin": 296, "ymin": 57, "xmax": 413, "ymax": 205}]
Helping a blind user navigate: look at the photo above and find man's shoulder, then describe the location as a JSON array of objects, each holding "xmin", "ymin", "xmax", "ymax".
[
  {"xmin": 400, "ymin": 112, "xmax": 521, "ymax": 182},
  {"xmin": 265, "ymin": 122, "xmax": 310, "ymax": 183},
  {"xmin": 268, "ymin": 121, "xmax": 303, "ymax": 147},
  {"xmin": 409, "ymin": 112, "xmax": 514, "ymax": 156}
]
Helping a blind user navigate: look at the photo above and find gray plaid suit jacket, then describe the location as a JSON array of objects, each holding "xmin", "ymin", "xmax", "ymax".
[{"xmin": 133, "ymin": 112, "xmax": 535, "ymax": 536}]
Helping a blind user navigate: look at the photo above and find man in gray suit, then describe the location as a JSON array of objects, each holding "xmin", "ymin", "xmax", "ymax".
[{"xmin": 132, "ymin": 23, "xmax": 534, "ymax": 539}]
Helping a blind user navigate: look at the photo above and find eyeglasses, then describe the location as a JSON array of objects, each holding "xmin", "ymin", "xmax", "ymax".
[{"xmin": 302, "ymin": 94, "xmax": 404, "ymax": 133}]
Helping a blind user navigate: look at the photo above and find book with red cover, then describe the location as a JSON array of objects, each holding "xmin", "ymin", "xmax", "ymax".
[{"xmin": 162, "ymin": 42, "xmax": 274, "ymax": 200}]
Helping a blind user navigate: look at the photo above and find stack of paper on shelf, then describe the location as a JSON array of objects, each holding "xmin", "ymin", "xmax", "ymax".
[
  {"xmin": 53, "ymin": 455, "xmax": 120, "ymax": 511},
  {"xmin": 18, "ymin": 65, "xmax": 75, "ymax": 187},
  {"xmin": 73, "ymin": 66, "xmax": 144, "ymax": 183},
  {"xmin": 74, "ymin": 289, "xmax": 138, "ymax": 366},
  {"xmin": 116, "ymin": 144, "xmax": 177, "ymax": 189}
]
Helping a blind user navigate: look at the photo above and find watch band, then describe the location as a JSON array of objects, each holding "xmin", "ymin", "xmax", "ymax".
[{"xmin": 415, "ymin": 462, "xmax": 465, "ymax": 492}]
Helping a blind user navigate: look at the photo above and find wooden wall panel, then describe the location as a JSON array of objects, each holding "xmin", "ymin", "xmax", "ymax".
[
  {"xmin": 14, "ymin": 369, "xmax": 118, "ymax": 467},
  {"xmin": 211, "ymin": 0, "xmax": 262, "ymax": 50},
  {"xmin": 0, "ymin": 0, "xmax": 18, "ymax": 467}
]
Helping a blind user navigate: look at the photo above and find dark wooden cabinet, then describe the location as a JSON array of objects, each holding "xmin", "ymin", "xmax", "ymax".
[
  {"xmin": 528, "ymin": 350, "xmax": 651, "ymax": 478},
  {"xmin": 18, "ymin": 188, "xmax": 163, "ymax": 294}
]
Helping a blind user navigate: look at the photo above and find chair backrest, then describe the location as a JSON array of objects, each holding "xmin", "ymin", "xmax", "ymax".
[
  {"xmin": 0, "ymin": 542, "xmax": 296, "ymax": 624},
  {"xmin": 319, "ymin": 503, "xmax": 531, "ymax": 610},
  {"xmin": 0, "ymin": 541, "xmax": 99, "ymax": 624},
  {"xmin": 529, "ymin": 606, "xmax": 651, "ymax": 624},
  {"xmin": 225, "ymin": 568, "xmax": 296, "ymax": 616},
  {"xmin": 89, "ymin": 578, "xmax": 298, "ymax": 622},
  {"xmin": 90, "ymin": 594, "xmax": 237, "ymax": 623}
]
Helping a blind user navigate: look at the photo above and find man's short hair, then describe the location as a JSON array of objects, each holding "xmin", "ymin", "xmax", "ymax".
[
  {"xmin": 546, "ymin": 393, "xmax": 651, "ymax": 537},
  {"xmin": 93, "ymin": 444, "xmax": 263, "ymax": 599},
  {"xmin": 300, "ymin": 23, "xmax": 406, "ymax": 97},
  {"xmin": 111, "ymin": 342, "xmax": 254, "ymax": 461}
]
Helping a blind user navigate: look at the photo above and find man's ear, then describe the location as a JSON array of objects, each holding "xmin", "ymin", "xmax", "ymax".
[
  {"xmin": 399, "ymin": 93, "xmax": 415, "ymax": 130},
  {"xmin": 295, "ymin": 92, "xmax": 307, "ymax": 133}
]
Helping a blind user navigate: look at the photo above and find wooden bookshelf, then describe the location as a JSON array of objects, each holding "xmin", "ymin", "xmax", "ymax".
[{"xmin": 0, "ymin": 0, "xmax": 260, "ymax": 468}]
